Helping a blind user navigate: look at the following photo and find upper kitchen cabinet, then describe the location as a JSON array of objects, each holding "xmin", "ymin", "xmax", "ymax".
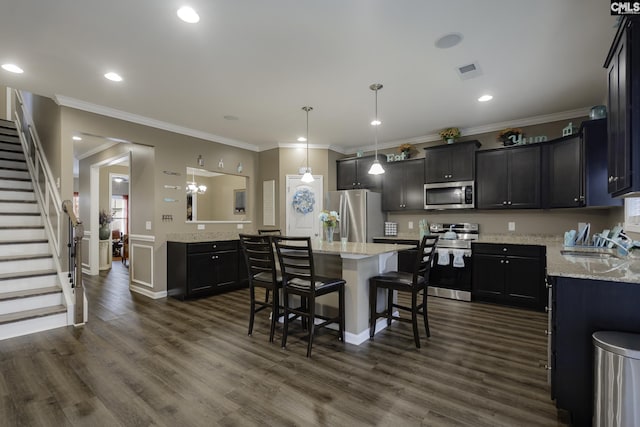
[
  {"xmin": 542, "ymin": 119, "xmax": 622, "ymax": 208},
  {"xmin": 337, "ymin": 154, "xmax": 386, "ymax": 191},
  {"xmin": 382, "ymin": 158, "xmax": 425, "ymax": 211},
  {"xmin": 605, "ymin": 16, "xmax": 640, "ymax": 196},
  {"xmin": 476, "ymin": 144, "xmax": 541, "ymax": 209},
  {"xmin": 424, "ymin": 140, "xmax": 480, "ymax": 183}
]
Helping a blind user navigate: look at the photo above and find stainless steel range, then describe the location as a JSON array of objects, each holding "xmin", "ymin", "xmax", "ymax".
[{"xmin": 427, "ymin": 223, "xmax": 479, "ymax": 301}]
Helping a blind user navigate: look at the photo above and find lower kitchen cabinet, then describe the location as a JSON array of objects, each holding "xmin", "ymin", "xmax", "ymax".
[
  {"xmin": 549, "ymin": 276, "xmax": 640, "ymax": 427},
  {"xmin": 167, "ymin": 240, "xmax": 247, "ymax": 299},
  {"xmin": 471, "ymin": 243, "xmax": 546, "ymax": 311}
]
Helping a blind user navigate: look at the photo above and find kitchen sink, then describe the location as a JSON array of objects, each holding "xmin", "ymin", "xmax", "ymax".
[{"xmin": 560, "ymin": 249, "xmax": 621, "ymax": 259}]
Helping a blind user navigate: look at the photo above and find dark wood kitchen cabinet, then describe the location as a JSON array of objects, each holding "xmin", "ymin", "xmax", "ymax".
[
  {"xmin": 549, "ymin": 276, "xmax": 640, "ymax": 427},
  {"xmin": 476, "ymin": 144, "xmax": 541, "ymax": 209},
  {"xmin": 542, "ymin": 119, "xmax": 621, "ymax": 208},
  {"xmin": 382, "ymin": 158, "xmax": 424, "ymax": 211},
  {"xmin": 471, "ymin": 243, "xmax": 546, "ymax": 311},
  {"xmin": 337, "ymin": 154, "xmax": 386, "ymax": 191},
  {"xmin": 605, "ymin": 16, "xmax": 640, "ymax": 196},
  {"xmin": 424, "ymin": 140, "xmax": 480, "ymax": 183},
  {"xmin": 167, "ymin": 240, "xmax": 246, "ymax": 299}
]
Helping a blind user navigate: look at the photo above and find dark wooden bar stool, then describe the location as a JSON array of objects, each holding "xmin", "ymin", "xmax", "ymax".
[
  {"xmin": 272, "ymin": 236, "xmax": 345, "ymax": 357},
  {"xmin": 239, "ymin": 234, "xmax": 283, "ymax": 342},
  {"xmin": 368, "ymin": 235, "xmax": 439, "ymax": 348}
]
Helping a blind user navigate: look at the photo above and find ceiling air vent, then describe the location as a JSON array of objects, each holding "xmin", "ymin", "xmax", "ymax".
[{"xmin": 456, "ymin": 61, "xmax": 482, "ymax": 80}]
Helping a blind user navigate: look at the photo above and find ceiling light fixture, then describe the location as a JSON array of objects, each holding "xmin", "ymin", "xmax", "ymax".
[
  {"xmin": 104, "ymin": 72, "xmax": 123, "ymax": 82},
  {"xmin": 177, "ymin": 6, "xmax": 200, "ymax": 23},
  {"xmin": 1, "ymin": 64, "xmax": 24, "ymax": 74},
  {"xmin": 301, "ymin": 106, "xmax": 314, "ymax": 183},
  {"xmin": 478, "ymin": 94, "xmax": 493, "ymax": 102},
  {"xmin": 186, "ymin": 168, "xmax": 207, "ymax": 195},
  {"xmin": 368, "ymin": 83, "xmax": 385, "ymax": 175}
]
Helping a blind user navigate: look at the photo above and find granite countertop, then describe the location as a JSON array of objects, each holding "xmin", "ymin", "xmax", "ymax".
[
  {"xmin": 312, "ymin": 240, "xmax": 414, "ymax": 257},
  {"xmin": 477, "ymin": 234, "xmax": 640, "ymax": 284}
]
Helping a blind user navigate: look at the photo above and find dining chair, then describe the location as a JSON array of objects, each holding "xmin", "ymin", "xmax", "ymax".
[
  {"xmin": 257, "ymin": 229, "xmax": 282, "ymax": 235},
  {"xmin": 239, "ymin": 234, "xmax": 283, "ymax": 342},
  {"xmin": 368, "ymin": 234, "xmax": 439, "ymax": 348},
  {"xmin": 272, "ymin": 236, "xmax": 345, "ymax": 357}
]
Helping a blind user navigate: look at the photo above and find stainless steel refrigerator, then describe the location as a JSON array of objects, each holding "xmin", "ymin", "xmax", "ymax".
[{"xmin": 325, "ymin": 190, "xmax": 385, "ymax": 243}]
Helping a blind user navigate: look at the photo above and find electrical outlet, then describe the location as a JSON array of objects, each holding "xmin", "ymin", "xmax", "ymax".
[
  {"xmin": 145, "ymin": 221, "xmax": 152, "ymax": 230},
  {"xmin": 408, "ymin": 221, "xmax": 414, "ymax": 230},
  {"xmin": 508, "ymin": 221, "xmax": 515, "ymax": 231},
  {"xmin": 197, "ymin": 224, "xmax": 205, "ymax": 230},
  {"xmin": 237, "ymin": 223, "xmax": 243, "ymax": 229}
]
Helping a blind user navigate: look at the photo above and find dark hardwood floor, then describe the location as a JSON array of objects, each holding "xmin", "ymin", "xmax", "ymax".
[{"xmin": 0, "ymin": 262, "xmax": 567, "ymax": 426}]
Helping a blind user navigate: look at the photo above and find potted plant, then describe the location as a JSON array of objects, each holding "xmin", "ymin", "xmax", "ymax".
[
  {"xmin": 497, "ymin": 128, "xmax": 523, "ymax": 146},
  {"xmin": 439, "ymin": 127, "xmax": 461, "ymax": 144},
  {"xmin": 398, "ymin": 143, "xmax": 415, "ymax": 158},
  {"xmin": 319, "ymin": 210, "xmax": 340, "ymax": 243},
  {"xmin": 99, "ymin": 209, "xmax": 113, "ymax": 240}
]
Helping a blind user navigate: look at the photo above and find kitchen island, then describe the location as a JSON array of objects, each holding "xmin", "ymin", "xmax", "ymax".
[{"xmin": 309, "ymin": 240, "xmax": 415, "ymax": 345}]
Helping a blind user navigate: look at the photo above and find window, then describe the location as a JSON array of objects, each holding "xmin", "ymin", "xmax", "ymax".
[
  {"xmin": 111, "ymin": 195, "xmax": 128, "ymax": 234},
  {"xmin": 624, "ymin": 197, "xmax": 640, "ymax": 233}
]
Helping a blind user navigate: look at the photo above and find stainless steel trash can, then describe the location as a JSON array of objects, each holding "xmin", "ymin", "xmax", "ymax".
[{"xmin": 593, "ymin": 331, "xmax": 640, "ymax": 427}]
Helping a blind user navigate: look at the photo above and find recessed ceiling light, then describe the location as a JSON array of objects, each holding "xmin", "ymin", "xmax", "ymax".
[
  {"xmin": 104, "ymin": 72, "xmax": 123, "ymax": 82},
  {"xmin": 1, "ymin": 64, "xmax": 24, "ymax": 74},
  {"xmin": 177, "ymin": 6, "xmax": 200, "ymax": 23},
  {"xmin": 478, "ymin": 94, "xmax": 493, "ymax": 102},
  {"xmin": 297, "ymin": 137, "xmax": 307, "ymax": 142},
  {"xmin": 435, "ymin": 33, "xmax": 463, "ymax": 49},
  {"xmin": 72, "ymin": 136, "xmax": 82, "ymax": 141}
]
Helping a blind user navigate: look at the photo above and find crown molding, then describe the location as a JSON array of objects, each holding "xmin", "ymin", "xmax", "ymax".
[
  {"xmin": 54, "ymin": 95, "xmax": 261, "ymax": 152},
  {"xmin": 345, "ymin": 107, "xmax": 592, "ymax": 155}
]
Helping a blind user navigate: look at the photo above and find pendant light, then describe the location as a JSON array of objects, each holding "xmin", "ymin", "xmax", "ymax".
[
  {"xmin": 301, "ymin": 106, "xmax": 315, "ymax": 183},
  {"xmin": 368, "ymin": 83, "xmax": 385, "ymax": 175}
]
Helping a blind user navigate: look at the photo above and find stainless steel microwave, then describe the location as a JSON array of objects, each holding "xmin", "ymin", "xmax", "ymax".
[{"xmin": 424, "ymin": 181, "xmax": 474, "ymax": 210}]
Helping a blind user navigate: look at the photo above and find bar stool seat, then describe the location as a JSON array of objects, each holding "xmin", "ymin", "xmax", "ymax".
[{"xmin": 368, "ymin": 235, "xmax": 438, "ymax": 348}]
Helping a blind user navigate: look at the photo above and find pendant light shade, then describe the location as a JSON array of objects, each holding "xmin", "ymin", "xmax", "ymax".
[
  {"xmin": 301, "ymin": 106, "xmax": 315, "ymax": 183},
  {"xmin": 368, "ymin": 83, "xmax": 385, "ymax": 175}
]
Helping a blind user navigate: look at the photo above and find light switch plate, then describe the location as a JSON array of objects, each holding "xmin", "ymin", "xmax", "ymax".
[
  {"xmin": 408, "ymin": 221, "xmax": 414, "ymax": 229},
  {"xmin": 197, "ymin": 224, "xmax": 205, "ymax": 230},
  {"xmin": 237, "ymin": 224, "xmax": 243, "ymax": 229},
  {"xmin": 145, "ymin": 221, "xmax": 151, "ymax": 230},
  {"xmin": 508, "ymin": 221, "xmax": 515, "ymax": 231}
]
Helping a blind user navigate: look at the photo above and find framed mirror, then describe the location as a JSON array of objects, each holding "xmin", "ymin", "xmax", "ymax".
[{"xmin": 186, "ymin": 167, "xmax": 250, "ymax": 222}]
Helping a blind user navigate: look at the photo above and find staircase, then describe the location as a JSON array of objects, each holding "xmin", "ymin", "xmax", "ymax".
[{"xmin": 0, "ymin": 118, "xmax": 67, "ymax": 340}]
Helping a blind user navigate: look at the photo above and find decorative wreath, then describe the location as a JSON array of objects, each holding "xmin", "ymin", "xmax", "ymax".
[{"xmin": 291, "ymin": 188, "xmax": 315, "ymax": 215}]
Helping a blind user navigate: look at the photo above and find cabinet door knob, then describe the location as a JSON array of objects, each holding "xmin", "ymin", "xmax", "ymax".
[
  {"xmin": 211, "ymin": 255, "xmax": 218, "ymax": 260},
  {"xmin": 503, "ymin": 247, "xmax": 507, "ymax": 252},
  {"xmin": 609, "ymin": 176, "xmax": 614, "ymax": 183},
  {"xmin": 538, "ymin": 362, "xmax": 552, "ymax": 370},
  {"xmin": 544, "ymin": 329, "xmax": 552, "ymax": 336},
  {"xmin": 613, "ymin": 176, "xmax": 619, "ymax": 182},
  {"xmin": 508, "ymin": 201, "xmax": 512, "ymax": 205},
  {"xmin": 545, "ymin": 306, "xmax": 551, "ymax": 313},
  {"xmin": 503, "ymin": 201, "xmax": 507, "ymax": 205},
  {"xmin": 500, "ymin": 259, "xmax": 504, "ymax": 264},
  {"xmin": 574, "ymin": 197, "xmax": 578, "ymax": 202},
  {"xmin": 505, "ymin": 259, "xmax": 509, "ymax": 264}
]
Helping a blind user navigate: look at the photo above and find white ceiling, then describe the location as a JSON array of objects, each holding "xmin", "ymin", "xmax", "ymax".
[{"xmin": 0, "ymin": 1, "xmax": 618, "ymax": 154}]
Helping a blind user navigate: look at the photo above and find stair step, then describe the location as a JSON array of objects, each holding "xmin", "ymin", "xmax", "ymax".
[
  {"xmin": 0, "ymin": 178, "xmax": 33, "ymax": 190},
  {"xmin": 0, "ymin": 159, "xmax": 26, "ymax": 169},
  {"xmin": 0, "ymin": 305, "xmax": 68, "ymax": 340},
  {"xmin": 0, "ymin": 135, "xmax": 20, "ymax": 145},
  {"xmin": 0, "ymin": 241, "xmax": 49, "ymax": 256},
  {"xmin": 0, "ymin": 254, "xmax": 54, "ymax": 275},
  {"xmin": 0, "ymin": 189, "xmax": 35, "ymax": 201},
  {"xmin": 0, "ymin": 227, "xmax": 46, "ymax": 240},
  {"xmin": 0, "ymin": 269, "xmax": 58, "ymax": 292},
  {"xmin": 0, "ymin": 143, "xmax": 24, "ymax": 154},
  {"xmin": 0, "ymin": 214, "xmax": 42, "ymax": 226},
  {"xmin": 0, "ymin": 168, "xmax": 30, "ymax": 180},
  {"xmin": 0, "ymin": 150, "xmax": 25, "ymax": 161},
  {"xmin": 0, "ymin": 202, "xmax": 39, "ymax": 214},
  {"xmin": 0, "ymin": 287, "xmax": 63, "ymax": 315}
]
